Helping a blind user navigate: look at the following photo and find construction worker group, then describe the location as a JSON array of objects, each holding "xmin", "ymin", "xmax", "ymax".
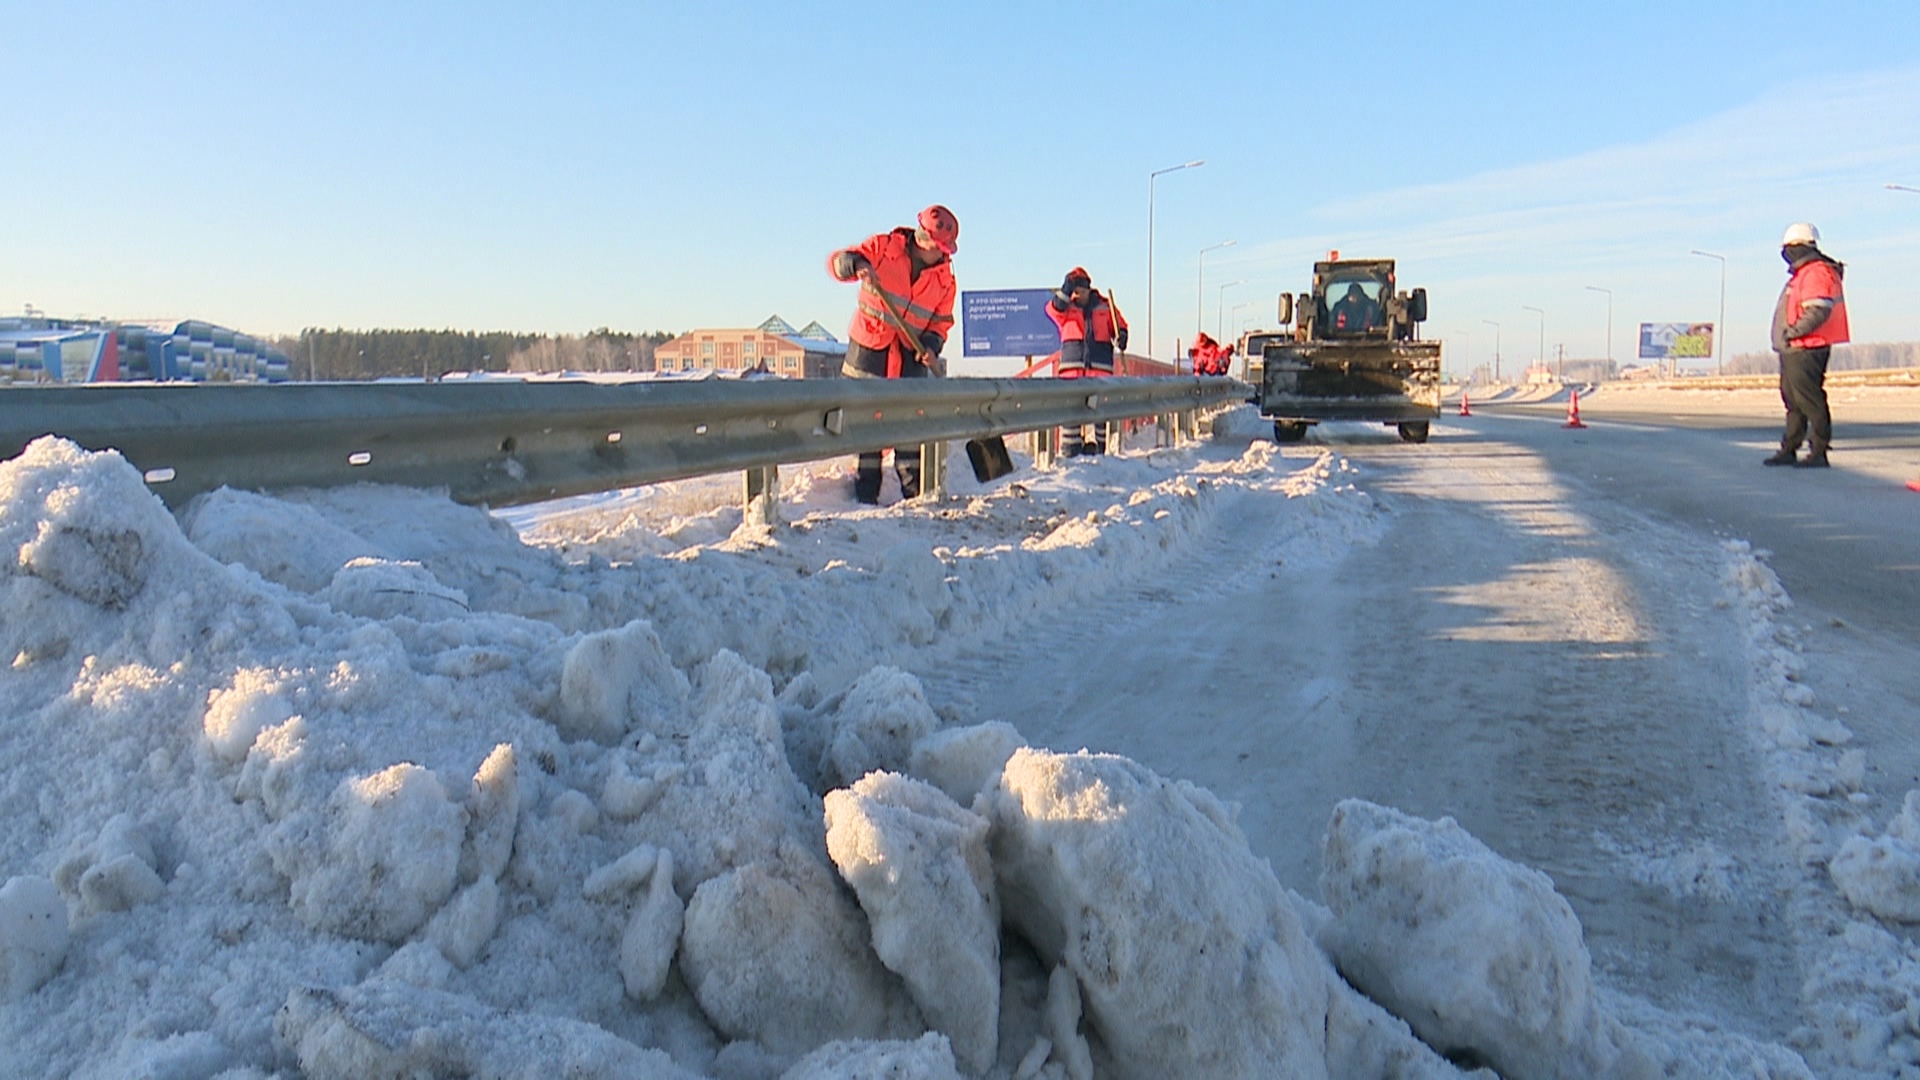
[{"xmin": 828, "ymin": 205, "xmax": 1137, "ymax": 501}]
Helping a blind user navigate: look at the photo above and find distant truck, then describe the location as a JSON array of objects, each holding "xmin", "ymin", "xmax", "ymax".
[{"xmin": 1239, "ymin": 256, "xmax": 1441, "ymax": 443}]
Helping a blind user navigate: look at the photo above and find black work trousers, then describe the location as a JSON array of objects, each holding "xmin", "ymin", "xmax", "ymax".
[
  {"xmin": 845, "ymin": 342, "xmax": 929, "ymax": 503},
  {"xmin": 1777, "ymin": 346, "xmax": 1832, "ymax": 455}
]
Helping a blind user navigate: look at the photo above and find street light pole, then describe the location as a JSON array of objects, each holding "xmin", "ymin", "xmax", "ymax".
[
  {"xmin": 1583, "ymin": 285, "xmax": 1612, "ymax": 379},
  {"xmin": 1197, "ymin": 240, "xmax": 1236, "ymax": 365},
  {"xmin": 1522, "ymin": 306, "xmax": 1546, "ymax": 379},
  {"xmin": 1482, "ymin": 319, "xmax": 1502, "ymax": 382},
  {"xmin": 1217, "ymin": 279, "xmax": 1246, "ymax": 339},
  {"xmin": 1231, "ymin": 301, "xmax": 1251, "ymax": 337},
  {"xmin": 1148, "ymin": 159, "xmax": 1205, "ymax": 361},
  {"xmin": 1690, "ymin": 250, "xmax": 1726, "ymax": 376},
  {"xmin": 1449, "ymin": 331, "xmax": 1469, "ymax": 381}
]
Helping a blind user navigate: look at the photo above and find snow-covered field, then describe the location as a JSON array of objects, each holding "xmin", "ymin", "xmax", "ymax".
[{"xmin": 2, "ymin": 389, "xmax": 1918, "ymax": 1077}]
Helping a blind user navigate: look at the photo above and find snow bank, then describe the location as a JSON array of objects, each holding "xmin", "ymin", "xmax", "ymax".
[{"xmin": 0, "ymin": 432, "xmax": 1821, "ymax": 1076}]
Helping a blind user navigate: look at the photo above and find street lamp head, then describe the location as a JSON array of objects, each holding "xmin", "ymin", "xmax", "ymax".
[
  {"xmin": 1886, "ymin": 183, "xmax": 1920, "ymax": 193},
  {"xmin": 1690, "ymin": 249, "xmax": 1724, "ymax": 261},
  {"xmin": 1185, "ymin": 159, "xmax": 1205, "ymax": 168},
  {"xmin": 1584, "ymin": 285, "xmax": 1610, "ymax": 294}
]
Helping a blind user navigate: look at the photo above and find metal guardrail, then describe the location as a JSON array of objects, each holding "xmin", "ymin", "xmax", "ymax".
[{"xmin": 0, "ymin": 376, "xmax": 1246, "ymax": 508}]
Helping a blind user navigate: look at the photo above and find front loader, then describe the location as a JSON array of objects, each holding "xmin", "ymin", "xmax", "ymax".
[{"xmin": 1240, "ymin": 257, "xmax": 1441, "ymax": 444}]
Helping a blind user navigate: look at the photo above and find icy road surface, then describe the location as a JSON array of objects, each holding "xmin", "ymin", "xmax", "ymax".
[{"xmin": 914, "ymin": 392, "xmax": 1920, "ymax": 1069}]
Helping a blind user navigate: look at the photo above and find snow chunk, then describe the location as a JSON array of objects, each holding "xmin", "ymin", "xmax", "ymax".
[
  {"xmin": 53, "ymin": 813, "xmax": 165, "ymax": 916},
  {"xmin": 324, "ymin": 557, "xmax": 470, "ymax": 622},
  {"xmin": 276, "ymin": 981, "xmax": 702, "ymax": 1079},
  {"xmin": 779, "ymin": 1032, "xmax": 962, "ymax": 1080},
  {"xmin": 558, "ymin": 619, "xmax": 689, "ymax": 744},
  {"xmin": 979, "ymin": 747, "xmax": 1332, "ymax": 1079},
  {"xmin": 202, "ymin": 668, "xmax": 295, "ymax": 765},
  {"xmin": 823, "ymin": 666, "xmax": 940, "ymax": 790},
  {"xmin": 460, "ymin": 743, "xmax": 520, "ymax": 885},
  {"xmin": 421, "ymin": 877, "xmax": 500, "ymax": 969},
  {"xmin": 276, "ymin": 763, "xmax": 468, "ymax": 942},
  {"xmin": 1831, "ymin": 790, "xmax": 1920, "ymax": 922},
  {"xmin": 1320, "ymin": 799, "xmax": 1650, "ymax": 1079},
  {"xmin": 3, "ymin": 438, "xmax": 166, "ymax": 610},
  {"xmin": 681, "ymin": 841, "xmax": 921, "ymax": 1055},
  {"xmin": 0, "ymin": 875, "xmax": 68, "ymax": 1002},
  {"xmin": 626, "ymin": 651, "xmax": 820, "ymax": 893},
  {"xmin": 825, "ymin": 772, "xmax": 998, "ymax": 1074},
  {"xmin": 907, "ymin": 721, "xmax": 1026, "ymax": 806},
  {"xmin": 619, "ymin": 849, "xmax": 683, "ymax": 1001}
]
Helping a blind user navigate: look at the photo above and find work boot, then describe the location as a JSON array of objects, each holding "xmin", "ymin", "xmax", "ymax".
[
  {"xmin": 1762, "ymin": 450, "xmax": 1798, "ymax": 466},
  {"xmin": 1793, "ymin": 453, "xmax": 1830, "ymax": 468}
]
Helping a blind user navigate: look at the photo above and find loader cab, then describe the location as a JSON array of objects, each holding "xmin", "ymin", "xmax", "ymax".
[{"xmin": 1299, "ymin": 259, "xmax": 1425, "ymax": 343}]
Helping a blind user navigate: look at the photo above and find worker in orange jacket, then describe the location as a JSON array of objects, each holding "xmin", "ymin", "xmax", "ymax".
[
  {"xmin": 1046, "ymin": 267, "xmax": 1128, "ymax": 455},
  {"xmin": 828, "ymin": 204, "xmax": 959, "ymax": 503},
  {"xmin": 1188, "ymin": 332, "xmax": 1235, "ymax": 377},
  {"xmin": 1763, "ymin": 222, "xmax": 1850, "ymax": 468}
]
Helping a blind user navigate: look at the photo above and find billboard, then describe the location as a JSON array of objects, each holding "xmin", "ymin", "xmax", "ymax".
[
  {"xmin": 1638, "ymin": 322, "xmax": 1715, "ymax": 360},
  {"xmin": 961, "ymin": 289, "xmax": 1061, "ymax": 358}
]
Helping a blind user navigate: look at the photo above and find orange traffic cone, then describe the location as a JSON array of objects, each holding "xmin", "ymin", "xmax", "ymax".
[
  {"xmin": 1907, "ymin": 477, "xmax": 1920, "ymax": 493},
  {"xmin": 1563, "ymin": 389, "xmax": 1588, "ymax": 429},
  {"xmin": 1458, "ymin": 390, "xmax": 1472, "ymax": 416}
]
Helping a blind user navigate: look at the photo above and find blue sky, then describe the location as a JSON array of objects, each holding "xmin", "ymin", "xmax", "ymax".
[{"xmin": 5, "ymin": 1, "xmax": 1918, "ymax": 370}]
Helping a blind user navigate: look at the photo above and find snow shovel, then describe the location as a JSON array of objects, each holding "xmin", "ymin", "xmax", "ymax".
[{"xmin": 858, "ymin": 270, "xmax": 1016, "ymax": 484}]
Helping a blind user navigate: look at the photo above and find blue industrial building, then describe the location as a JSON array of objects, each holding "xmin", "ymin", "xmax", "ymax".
[{"xmin": 0, "ymin": 316, "xmax": 291, "ymax": 383}]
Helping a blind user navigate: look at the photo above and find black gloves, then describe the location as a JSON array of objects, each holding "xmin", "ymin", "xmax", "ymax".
[
  {"xmin": 1062, "ymin": 271, "xmax": 1091, "ymax": 294},
  {"xmin": 831, "ymin": 251, "xmax": 871, "ymax": 280},
  {"xmin": 918, "ymin": 331, "xmax": 943, "ymax": 358},
  {"xmin": 1115, "ymin": 327, "xmax": 1129, "ymax": 352}
]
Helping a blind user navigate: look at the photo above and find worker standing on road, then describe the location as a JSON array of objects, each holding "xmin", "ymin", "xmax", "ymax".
[
  {"xmin": 828, "ymin": 204, "xmax": 960, "ymax": 503},
  {"xmin": 1046, "ymin": 267, "xmax": 1129, "ymax": 456},
  {"xmin": 1764, "ymin": 222, "xmax": 1850, "ymax": 468}
]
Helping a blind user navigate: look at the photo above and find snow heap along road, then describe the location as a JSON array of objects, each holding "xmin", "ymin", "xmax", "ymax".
[{"xmin": 0, "ymin": 416, "xmax": 1880, "ymax": 1080}]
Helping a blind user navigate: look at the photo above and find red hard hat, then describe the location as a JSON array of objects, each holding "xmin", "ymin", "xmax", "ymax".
[{"xmin": 918, "ymin": 204, "xmax": 959, "ymax": 254}]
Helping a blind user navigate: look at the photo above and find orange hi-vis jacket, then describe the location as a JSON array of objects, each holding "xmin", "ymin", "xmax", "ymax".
[
  {"xmin": 829, "ymin": 228, "xmax": 956, "ymax": 376},
  {"xmin": 1046, "ymin": 290, "xmax": 1128, "ymax": 376},
  {"xmin": 1784, "ymin": 257, "xmax": 1850, "ymax": 349}
]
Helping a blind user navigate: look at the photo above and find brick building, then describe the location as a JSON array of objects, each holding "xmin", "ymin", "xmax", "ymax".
[{"xmin": 651, "ymin": 315, "xmax": 848, "ymax": 377}]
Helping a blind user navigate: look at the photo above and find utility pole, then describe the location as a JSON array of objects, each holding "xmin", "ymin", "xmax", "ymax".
[{"xmin": 1690, "ymin": 251, "xmax": 1726, "ymax": 376}]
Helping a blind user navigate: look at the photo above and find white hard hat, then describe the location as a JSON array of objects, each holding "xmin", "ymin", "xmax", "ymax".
[{"xmin": 1781, "ymin": 222, "xmax": 1820, "ymax": 246}]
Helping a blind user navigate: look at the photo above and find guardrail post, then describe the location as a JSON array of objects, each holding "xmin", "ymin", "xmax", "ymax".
[
  {"xmin": 1180, "ymin": 409, "xmax": 1198, "ymax": 443},
  {"xmin": 744, "ymin": 464, "xmax": 779, "ymax": 526},
  {"xmin": 917, "ymin": 440, "xmax": 947, "ymax": 502},
  {"xmin": 1032, "ymin": 428, "xmax": 1056, "ymax": 469}
]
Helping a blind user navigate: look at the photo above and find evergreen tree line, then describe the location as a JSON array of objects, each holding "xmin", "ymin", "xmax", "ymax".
[{"xmin": 273, "ymin": 328, "xmax": 677, "ymax": 381}]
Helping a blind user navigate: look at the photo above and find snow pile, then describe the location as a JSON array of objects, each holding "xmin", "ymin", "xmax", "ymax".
[
  {"xmin": 1721, "ymin": 540, "xmax": 1920, "ymax": 1075},
  {"xmin": 1320, "ymin": 800, "xmax": 1650, "ymax": 1078},
  {"xmin": 0, "ymin": 432, "xmax": 1819, "ymax": 1077}
]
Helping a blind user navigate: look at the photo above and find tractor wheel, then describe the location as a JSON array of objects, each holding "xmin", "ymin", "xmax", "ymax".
[
  {"xmin": 1272, "ymin": 421, "xmax": 1309, "ymax": 443},
  {"xmin": 1397, "ymin": 422, "xmax": 1430, "ymax": 444}
]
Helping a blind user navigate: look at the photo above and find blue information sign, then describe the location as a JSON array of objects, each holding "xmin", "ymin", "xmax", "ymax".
[{"xmin": 961, "ymin": 289, "xmax": 1061, "ymax": 358}]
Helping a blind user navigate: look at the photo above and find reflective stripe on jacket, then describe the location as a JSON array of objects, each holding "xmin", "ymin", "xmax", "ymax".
[
  {"xmin": 828, "ymin": 228, "xmax": 956, "ymax": 372},
  {"xmin": 1048, "ymin": 291, "xmax": 1127, "ymax": 374}
]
